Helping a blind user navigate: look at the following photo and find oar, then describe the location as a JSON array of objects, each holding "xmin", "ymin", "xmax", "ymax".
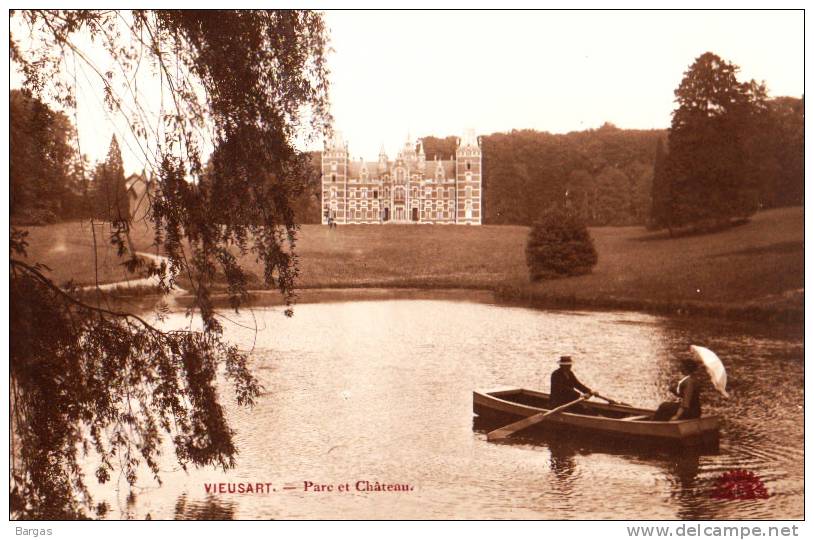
[
  {"xmin": 486, "ymin": 395, "xmax": 590, "ymax": 441},
  {"xmin": 593, "ymin": 392, "xmax": 632, "ymax": 407}
]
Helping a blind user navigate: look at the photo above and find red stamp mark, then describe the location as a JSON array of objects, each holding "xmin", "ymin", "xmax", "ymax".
[{"xmin": 710, "ymin": 469, "xmax": 769, "ymax": 500}]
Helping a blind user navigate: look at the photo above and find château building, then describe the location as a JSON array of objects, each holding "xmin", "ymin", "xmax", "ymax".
[{"xmin": 321, "ymin": 130, "xmax": 482, "ymax": 225}]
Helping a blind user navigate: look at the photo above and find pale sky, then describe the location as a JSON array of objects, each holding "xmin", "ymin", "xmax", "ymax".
[
  {"xmin": 9, "ymin": 10, "xmax": 804, "ymax": 174},
  {"xmin": 326, "ymin": 10, "xmax": 804, "ymax": 160}
]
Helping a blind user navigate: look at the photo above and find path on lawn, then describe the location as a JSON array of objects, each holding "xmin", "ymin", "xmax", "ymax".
[{"xmin": 81, "ymin": 251, "xmax": 187, "ymax": 294}]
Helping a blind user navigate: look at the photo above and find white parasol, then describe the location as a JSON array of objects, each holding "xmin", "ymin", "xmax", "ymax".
[{"xmin": 690, "ymin": 345, "xmax": 730, "ymax": 398}]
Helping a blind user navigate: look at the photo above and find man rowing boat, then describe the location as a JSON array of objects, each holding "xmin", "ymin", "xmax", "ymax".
[{"xmin": 550, "ymin": 355, "xmax": 596, "ymax": 409}]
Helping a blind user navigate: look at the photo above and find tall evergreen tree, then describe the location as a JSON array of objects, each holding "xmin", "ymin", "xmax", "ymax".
[
  {"xmin": 93, "ymin": 135, "xmax": 129, "ymax": 222},
  {"xmin": 664, "ymin": 52, "xmax": 767, "ymax": 229}
]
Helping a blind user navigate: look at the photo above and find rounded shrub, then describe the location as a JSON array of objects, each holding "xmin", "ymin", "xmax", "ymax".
[{"xmin": 525, "ymin": 208, "xmax": 598, "ymax": 281}]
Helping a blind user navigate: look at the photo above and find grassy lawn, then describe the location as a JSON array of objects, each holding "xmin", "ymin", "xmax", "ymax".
[
  {"xmin": 292, "ymin": 224, "xmax": 528, "ymax": 288},
  {"xmin": 15, "ymin": 220, "xmax": 157, "ymax": 287},
  {"xmin": 14, "ymin": 207, "xmax": 803, "ymax": 315},
  {"xmin": 521, "ymin": 207, "xmax": 803, "ymax": 306}
]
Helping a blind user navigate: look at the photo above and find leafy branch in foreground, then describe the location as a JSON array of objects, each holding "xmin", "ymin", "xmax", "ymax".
[
  {"xmin": 10, "ymin": 9, "xmax": 330, "ymax": 518},
  {"xmin": 11, "ymin": 257, "xmax": 259, "ymax": 519}
]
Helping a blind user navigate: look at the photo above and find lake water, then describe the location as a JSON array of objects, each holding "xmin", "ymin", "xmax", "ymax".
[{"xmin": 95, "ymin": 291, "xmax": 803, "ymax": 519}]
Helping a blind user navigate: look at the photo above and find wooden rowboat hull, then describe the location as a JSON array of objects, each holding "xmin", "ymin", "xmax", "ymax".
[{"xmin": 473, "ymin": 387, "xmax": 720, "ymax": 448}]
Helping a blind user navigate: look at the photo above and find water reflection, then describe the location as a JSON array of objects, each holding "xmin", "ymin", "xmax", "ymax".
[
  {"xmin": 174, "ymin": 494, "xmax": 236, "ymax": 520},
  {"xmin": 90, "ymin": 294, "xmax": 802, "ymax": 519},
  {"xmin": 548, "ymin": 440, "xmax": 578, "ymax": 481}
]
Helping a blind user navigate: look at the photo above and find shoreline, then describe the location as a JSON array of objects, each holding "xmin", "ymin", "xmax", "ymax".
[
  {"xmin": 490, "ymin": 284, "xmax": 803, "ymax": 325},
  {"xmin": 106, "ymin": 280, "xmax": 803, "ymax": 325},
  {"xmin": 27, "ymin": 207, "xmax": 803, "ymax": 326}
]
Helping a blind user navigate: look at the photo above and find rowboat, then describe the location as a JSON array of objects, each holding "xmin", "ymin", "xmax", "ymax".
[{"xmin": 473, "ymin": 387, "xmax": 720, "ymax": 448}]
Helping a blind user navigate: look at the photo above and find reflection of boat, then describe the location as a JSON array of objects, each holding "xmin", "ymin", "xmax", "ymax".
[{"xmin": 473, "ymin": 387, "xmax": 720, "ymax": 447}]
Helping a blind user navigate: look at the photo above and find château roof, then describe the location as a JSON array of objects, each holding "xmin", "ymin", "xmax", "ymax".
[
  {"xmin": 346, "ymin": 159, "xmax": 455, "ymax": 180},
  {"xmin": 348, "ymin": 161, "xmax": 384, "ymax": 178}
]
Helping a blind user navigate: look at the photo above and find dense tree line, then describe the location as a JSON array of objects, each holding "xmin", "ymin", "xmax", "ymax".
[
  {"xmin": 10, "ymin": 90, "xmax": 81, "ymax": 224},
  {"xmin": 423, "ymin": 126, "xmax": 661, "ymax": 226},
  {"xmin": 11, "ymin": 90, "xmax": 131, "ymax": 225}
]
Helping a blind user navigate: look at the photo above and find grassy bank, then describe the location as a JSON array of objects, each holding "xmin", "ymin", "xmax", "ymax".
[
  {"xmin": 16, "ymin": 207, "xmax": 803, "ymax": 321},
  {"xmin": 16, "ymin": 220, "xmax": 157, "ymax": 287},
  {"xmin": 500, "ymin": 207, "xmax": 804, "ymax": 323}
]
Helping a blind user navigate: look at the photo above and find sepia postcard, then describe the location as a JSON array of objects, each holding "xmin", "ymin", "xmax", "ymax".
[{"xmin": 5, "ymin": 5, "xmax": 806, "ymax": 535}]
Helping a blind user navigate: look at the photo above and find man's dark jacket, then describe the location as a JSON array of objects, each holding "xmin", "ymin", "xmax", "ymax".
[{"xmin": 550, "ymin": 367, "xmax": 590, "ymax": 407}]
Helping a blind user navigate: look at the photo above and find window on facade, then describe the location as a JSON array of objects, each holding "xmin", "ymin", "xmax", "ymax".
[
  {"xmin": 466, "ymin": 186, "xmax": 473, "ymax": 199},
  {"xmin": 466, "ymin": 162, "xmax": 471, "ymax": 171},
  {"xmin": 448, "ymin": 188, "xmax": 454, "ymax": 199},
  {"xmin": 362, "ymin": 188, "xmax": 368, "ymax": 199},
  {"xmin": 436, "ymin": 188, "xmax": 442, "ymax": 198},
  {"xmin": 373, "ymin": 190, "xmax": 378, "ymax": 199},
  {"xmin": 331, "ymin": 162, "xmax": 337, "ymax": 171},
  {"xmin": 465, "ymin": 172, "xmax": 472, "ymax": 183},
  {"xmin": 331, "ymin": 174, "xmax": 336, "ymax": 182}
]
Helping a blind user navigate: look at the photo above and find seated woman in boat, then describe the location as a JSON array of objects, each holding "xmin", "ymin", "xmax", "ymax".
[{"xmin": 652, "ymin": 358, "xmax": 702, "ymax": 421}]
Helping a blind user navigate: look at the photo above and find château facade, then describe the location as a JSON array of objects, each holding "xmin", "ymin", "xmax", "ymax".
[{"xmin": 321, "ymin": 130, "xmax": 482, "ymax": 225}]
